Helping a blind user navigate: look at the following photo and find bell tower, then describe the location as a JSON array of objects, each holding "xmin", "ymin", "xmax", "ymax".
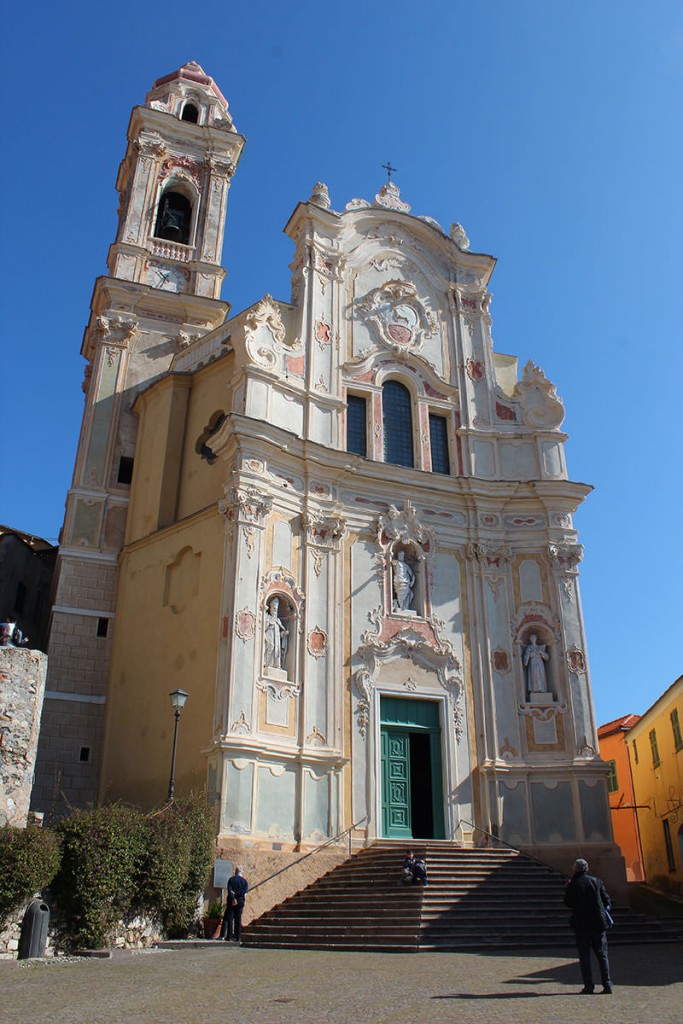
[{"xmin": 31, "ymin": 63, "xmax": 245, "ymax": 816}]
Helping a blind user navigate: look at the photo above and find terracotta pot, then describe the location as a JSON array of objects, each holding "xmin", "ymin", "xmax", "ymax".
[{"xmin": 203, "ymin": 918, "xmax": 221, "ymax": 939}]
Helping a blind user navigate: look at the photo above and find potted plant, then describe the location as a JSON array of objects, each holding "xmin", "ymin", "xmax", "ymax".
[{"xmin": 203, "ymin": 898, "xmax": 223, "ymax": 939}]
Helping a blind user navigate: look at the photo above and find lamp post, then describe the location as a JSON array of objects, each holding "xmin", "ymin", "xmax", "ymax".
[{"xmin": 167, "ymin": 688, "xmax": 189, "ymax": 802}]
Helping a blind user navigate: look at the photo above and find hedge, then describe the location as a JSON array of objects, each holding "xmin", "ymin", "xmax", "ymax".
[
  {"xmin": 0, "ymin": 824, "xmax": 61, "ymax": 923},
  {"xmin": 50, "ymin": 796, "xmax": 214, "ymax": 948}
]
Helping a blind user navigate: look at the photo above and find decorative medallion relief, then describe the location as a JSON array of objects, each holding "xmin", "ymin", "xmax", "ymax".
[
  {"xmin": 235, "ymin": 608, "xmax": 256, "ymax": 644},
  {"xmin": 356, "ymin": 280, "xmax": 437, "ymax": 356},
  {"xmin": 491, "ymin": 648, "xmax": 511, "ymax": 674},
  {"xmin": 305, "ymin": 725, "xmax": 327, "ymax": 746},
  {"xmin": 466, "ymin": 358, "xmax": 485, "ymax": 382},
  {"xmin": 307, "ymin": 627, "xmax": 328, "ymax": 658},
  {"xmin": 566, "ymin": 646, "xmax": 586, "ymax": 675}
]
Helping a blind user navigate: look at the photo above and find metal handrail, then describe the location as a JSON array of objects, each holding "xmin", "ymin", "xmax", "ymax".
[
  {"xmin": 459, "ymin": 818, "xmax": 571, "ymax": 879},
  {"xmin": 248, "ymin": 817, "xmax": 368, "ymax": 894}
]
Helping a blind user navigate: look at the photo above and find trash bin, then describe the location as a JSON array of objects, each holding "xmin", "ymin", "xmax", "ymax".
[{"xmin": 18, "ymin": 899, "xmax": 50, "ymax": 959}]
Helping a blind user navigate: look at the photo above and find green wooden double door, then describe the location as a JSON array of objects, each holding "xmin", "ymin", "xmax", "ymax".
[{"xmin": 380, "ymin": 696, "xmax": 445, "ymax": 839}]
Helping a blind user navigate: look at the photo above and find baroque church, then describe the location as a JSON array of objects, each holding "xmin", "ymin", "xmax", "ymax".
[{"xmin": 32, "ymin": 62, "xmax": 624, "ymax": 886}]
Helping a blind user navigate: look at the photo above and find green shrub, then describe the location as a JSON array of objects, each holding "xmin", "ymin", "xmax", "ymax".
[
  {"xmin": 0, "ymin": 824, "xmax": 61, "ymax": 922},
  {"xmin": 205, "ymin": 898, "xmax": 223, "ymax": 919},
  {"xmin": 139, "ymin": 795, "xmax": 214, "ymax": 938},
  {"xmin": 52, "ymin": 804, "xmax": 147, "ymax": 949}
]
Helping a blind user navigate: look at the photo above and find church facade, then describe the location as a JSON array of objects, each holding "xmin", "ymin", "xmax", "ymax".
[{"xmin": 33, "ymin": 63, "xmax": 623, "ymax": 883}]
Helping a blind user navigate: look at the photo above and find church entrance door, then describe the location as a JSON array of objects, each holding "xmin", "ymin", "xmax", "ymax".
[{"xmin": 380, "ymin": 696, "xmax": 445, "ymax": 839}]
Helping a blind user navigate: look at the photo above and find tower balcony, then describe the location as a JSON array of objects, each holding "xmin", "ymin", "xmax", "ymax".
[{"xmin": 150, "ymin": 239, "xmax": 195, "ymax": 263}]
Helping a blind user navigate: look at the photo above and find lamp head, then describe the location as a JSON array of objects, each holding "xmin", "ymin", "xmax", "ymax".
[{"xmin": 169, "ymin": 688, "xmax": 189, "ymax": 711}]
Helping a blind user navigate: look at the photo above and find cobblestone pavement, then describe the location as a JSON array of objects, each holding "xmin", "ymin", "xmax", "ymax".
[{"xmin": 3, "ymin": 942, "xmax": 683, "ymax": 1024}]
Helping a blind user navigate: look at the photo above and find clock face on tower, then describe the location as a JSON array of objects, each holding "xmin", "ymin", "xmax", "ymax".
[{"xmin": 146, "ymin": 262, "xmax": 188, "ymax": 293}]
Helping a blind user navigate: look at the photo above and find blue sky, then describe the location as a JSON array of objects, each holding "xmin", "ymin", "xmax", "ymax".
[{"xmin": 1, "ymin": 2, "xmax": 681, "ymax": 725}]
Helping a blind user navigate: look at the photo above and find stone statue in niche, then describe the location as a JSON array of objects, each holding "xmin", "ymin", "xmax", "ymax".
[
  {"xmin": 523, "ymin": 634, "xmax": 550, "ymax": 699},
  {"xmin": 264, "ymin": 597, "xmax": 288, "ymax": 672},
  {"xmin": 392, "ymin": 549, "xmax": 416, "ymax": 612}
]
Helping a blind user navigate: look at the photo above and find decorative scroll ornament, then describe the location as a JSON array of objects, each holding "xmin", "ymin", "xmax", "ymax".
[
  {"xmin": 375, "ymin": 501, "xmax": 432, "ymax": 555},
  {"xmin": 159, "ymin": 156, "xmax": 202, "ymax": 189},
  {"xmin": 354, "ymin": 610, "xmax": 463, "ymax": 739},
  {"xmin": 96, "ymin": 315, "xmax": 138, "ymax": 347},
  {"xmin": 306, "ymin": 725, "xmax": 327, "ymax": 746},
  {"xmin": 450, "ymin": 222, "xmax": 470, "ymax": 250},
  {"xmin": 219, "ymin": 485, "xmax": 273, "ymax": 526},
  {"xmin": 301, "ymin": 511, "xmax": 347, "ymax": 549},
  {"xmin": 135, "ymin": 130, "xmax": 166, "ymax": 158},
  {"xmin": 513, "ymin": 360, "xmax": 565, "ymax": 429},
  {"xmin": 373, "ymin": 181, "xmax": 411, "ymax": 213},
  {"xmin": 356, "ymin": 280, "xmax": 437, "ymax": 355},
  {"xmin": 309, "ymin": 181, "xmax": 331, "ymax": 209},
  {"xmin": 548, "ymin": 543, "xmax": 584, "ymax": 572},
  {"xmin": 244, "ymin": 294, "xmax": 286, "ymax": 344},
  {"xmin": 466, "ymin": 543, "xmax": 513, "ymax": 569},
  {"xmin": 230, "ymin": 709, "xmax": 250, "ymax": 734},
  {"xmin": 257, "ymin": 676, "xmax": 301, "ymax": 702}
]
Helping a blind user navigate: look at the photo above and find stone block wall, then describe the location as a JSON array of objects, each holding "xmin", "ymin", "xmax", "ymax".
[{"xmin": 0, "ymin": 648, "xmax": 47, "ymax": 827}]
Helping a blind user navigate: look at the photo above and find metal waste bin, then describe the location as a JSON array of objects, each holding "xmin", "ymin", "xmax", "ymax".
[{"xmin": 18, "ymin": 899, "xmax": 50, "ymax": 959}]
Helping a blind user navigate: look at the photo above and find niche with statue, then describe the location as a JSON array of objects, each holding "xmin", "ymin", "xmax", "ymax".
[
  {"xmin": 389, "ymin": 543, "xmax": 425, "ymax": 617},
  {"xmin": 518, "ymin": 624, "xmax": 557, "ymax": 704},
  {"xmin": 263, "ymin": 594, "xmax": 294, "ymax": 681}
]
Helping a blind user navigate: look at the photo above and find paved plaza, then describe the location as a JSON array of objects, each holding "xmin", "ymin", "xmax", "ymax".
[{"xmin": 4, "ymin": 943, "xmax": 683, "ymax": 1024}]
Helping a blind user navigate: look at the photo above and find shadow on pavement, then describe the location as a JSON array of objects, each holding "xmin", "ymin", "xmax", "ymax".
[
  {"xmin": 433, "ymin": 992, "xmax": 567, "ymax": 1000},
  {"xmin": 508, "ymin": 945, "xmax": 683, "ymax": 988}
]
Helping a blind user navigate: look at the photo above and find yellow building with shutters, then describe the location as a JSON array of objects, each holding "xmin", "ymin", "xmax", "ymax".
[{"xmin": 626, "ymin": 677, "xmax": 683, "ymax": 892}]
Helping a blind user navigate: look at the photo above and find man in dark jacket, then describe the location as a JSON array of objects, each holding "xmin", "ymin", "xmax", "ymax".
[
  {"xmin": 563, "ymin": 857, "xmax": 613, "ymax": 994},
  {"xmin": 220, "ymin": 865, "xmax": 249, "ymax": 942}
]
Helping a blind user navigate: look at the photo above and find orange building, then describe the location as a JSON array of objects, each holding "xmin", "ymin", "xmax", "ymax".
[{"xmin": 598, "ymin": 714, "xmax": 644, "ymax": 882}]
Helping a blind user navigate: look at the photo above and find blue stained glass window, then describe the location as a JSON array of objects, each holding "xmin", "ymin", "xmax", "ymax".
[
  {"xmin": 347, "ymin": 394, "xmax": 367, "ymax": 457},
  {"xmin": 429, "ymin": 414, "xmax": 450, "ymax": 474},
  {"xmin": 383, "ymin": 381, "xmax": 413, "ymax": 467}
]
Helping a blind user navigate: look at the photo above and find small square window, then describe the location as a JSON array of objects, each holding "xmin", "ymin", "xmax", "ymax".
[
  {"xmin": 79, "ymin": 746, "xmax": 91, "ymax": 763},
  {"xmin": 96, "ymin": 617, "xmax": 109, "ymax": 638},
  {"xmin": 117, "ymin": 456, "xmax": 134, "ymax": 485}
]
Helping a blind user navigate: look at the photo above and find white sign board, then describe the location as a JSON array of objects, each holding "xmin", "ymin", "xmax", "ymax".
[{"xmin": 213, "ymin": 859, "xmax": 232, "ymax": 889}]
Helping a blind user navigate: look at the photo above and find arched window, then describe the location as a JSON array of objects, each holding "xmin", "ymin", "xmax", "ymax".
[
  {"xmin": 153, "ymin": 190, "xmax": 192, "ymax": 245},
  {"xmin": 383, "ymin": 380, "xmax": 413, "ymax": 467},
  {"xmin": 181, "ymin": 103, "xmax": 199, "ymax": 123}
]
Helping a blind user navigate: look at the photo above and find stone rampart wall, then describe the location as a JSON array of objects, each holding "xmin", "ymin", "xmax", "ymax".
[{"xmin": 0, "ymin": 648, "xmax": 47, "ymax": 827}]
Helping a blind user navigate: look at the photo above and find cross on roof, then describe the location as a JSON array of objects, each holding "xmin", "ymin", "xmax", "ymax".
[{"xmin": 381, "ymin": 161, "xmax": 398, "ymax": 183}]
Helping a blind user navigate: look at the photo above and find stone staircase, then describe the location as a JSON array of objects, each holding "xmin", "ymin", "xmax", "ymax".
[{"xmin": 241, "ymin": 841, "xmax": 682, "ymax": 952}]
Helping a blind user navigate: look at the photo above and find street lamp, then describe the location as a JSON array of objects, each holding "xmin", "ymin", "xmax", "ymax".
[{"xmin": 167, "ymin": 688, "xmax": 189, "ymax": 802}]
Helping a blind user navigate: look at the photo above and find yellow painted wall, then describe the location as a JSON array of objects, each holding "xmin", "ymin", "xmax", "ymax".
[
  {"xmin": 175, "ymin": 355, "xmax": 233, "ymax": 521},
  {"xmin": 627, "ymin": 677, "xmax": 683, "ymax": 890},
  {"xmin": 100, "ymin": 507, "xmax": 225, "ymax": 809}
]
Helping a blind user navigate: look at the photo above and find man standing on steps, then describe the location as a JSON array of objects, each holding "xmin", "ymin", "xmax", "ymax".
[
  {"xmin": 221, "ymin": 865, "xmax": 249, "ymax": 943},
  {"xmin": 563, "ymin": 857, "xmax": 614, "ymax": 994}
]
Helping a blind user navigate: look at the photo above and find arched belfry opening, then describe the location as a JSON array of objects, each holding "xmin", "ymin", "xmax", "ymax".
[
  {"xmin": 154, "ymin": 190, "xmax": 192, "ymax": 245},
  {"xmin": 181, "ymin": 103, "xmax": 199, "ymax": 123}
]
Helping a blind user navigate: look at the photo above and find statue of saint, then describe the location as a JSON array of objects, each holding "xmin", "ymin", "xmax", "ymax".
[
  {"xmin": 523, "ymin": 633, "xmax": 550, "ymax": 697},
  {"xmin": 264, "ymin": 597, "xmax": 288, "ymax": 671},
  {"xmin": 392, "ymin": 549, "xmax": 416, "ymax": 612}
]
